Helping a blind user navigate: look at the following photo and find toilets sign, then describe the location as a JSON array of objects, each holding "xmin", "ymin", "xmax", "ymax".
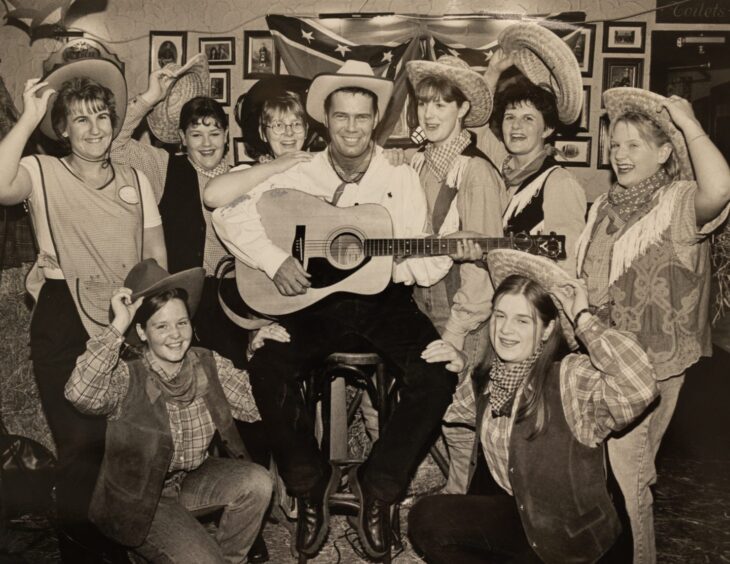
[{"xmin": 657, "ymin": 0, "xmax": 730, "ymax": 23}]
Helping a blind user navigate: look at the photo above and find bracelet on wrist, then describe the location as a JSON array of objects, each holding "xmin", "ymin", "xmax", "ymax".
[
  {"xmin": 573, "ymin": 308, "xmax": 592, "ymax": 327},
  {"xmin": 687, "ymin": 132, "xmax": 708, "ymax": 144}
]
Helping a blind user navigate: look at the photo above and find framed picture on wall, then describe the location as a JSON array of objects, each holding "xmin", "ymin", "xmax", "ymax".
[
  {"xmin": 571, "ymin": 24, "xmax": 595, "ymax": 77},
  {"xmin": 603, "ymin": 22, "xmax": 646, "ymax": 53},
  {"xmin": 149, "ymin": 31, "xmax": 187, "ymax": 74},
  {"xmin": 578, "ymin": 86, "xmax": 591, "ymax": 132},
  {"xmin": 243, "ymin": 30, "xmax": 280, "ymax": 79},
  {"xmin": 385, "ymin": 97, "xmax": 418, "ymax": 148},
  {"xmin": 597, "ymin": 115, "xmax": 612, "ymax": 170},
  {"xmin": 199, "ymin": 37, "xmax": 235, "ymax": 65},
  {"xmin": 603, "ymin": 58, "xmax": 644, "ymax": 94},
  {"xmin": 209, "ymin": 69, "xmax": 230, "ymax": 106},
  {"xmin": 233, "ymin": 137, "xmax": 255, "ymax": 165},
  {"xmin": 554, "ymin": 137, "xmax": 592, "ymax": 167}
]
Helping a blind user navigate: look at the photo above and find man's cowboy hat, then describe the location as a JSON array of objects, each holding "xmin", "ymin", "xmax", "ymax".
[
  {"xmin": 603, "ymin": 87, "xmax": 694, "ymax": 181},
  {"xmin": 147, "ymin": 53, "xmax": 210, "ymax": 144},
  {"xmin": 37, "ymin": 38, "xmax": 127, "ymax": 140},
  {"xmin": 122, "ymin": 259, "xmax": 205, "ymax": 345},
  {"xmin": 486, "ymin": 249, "xmax": 580, "ymax": 350},
  {"xmin": 406, "ymin": 55, "xmax": 493, "ymax": 127},
  {"xmin": 306, "ymin": 60, "xmax": 393, "ymax": 124},
  {"xmin": 498, "ymin": 23, "xmax": 583, "ymax": 125}
]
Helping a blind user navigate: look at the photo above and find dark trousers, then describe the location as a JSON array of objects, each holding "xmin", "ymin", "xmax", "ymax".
[
  {"xmin": 30, "ymin": 280, "xmax": 105, "ymax": 526},
  {"xmin": 247, "ymin": 284, "xmax": 456, "ymax": 503}
]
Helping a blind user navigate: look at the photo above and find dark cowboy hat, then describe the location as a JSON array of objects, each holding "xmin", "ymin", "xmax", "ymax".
[
  {"xmin": 234, "ymin": 74, "xmax": 325, "ymax": 161},
  {"xmin": 121, "ymin": 259, "xmax": 205, "ymax": 346},
  {"xmin": 37, "ymin": 38, "xmax": 127, "ymax": 140}
]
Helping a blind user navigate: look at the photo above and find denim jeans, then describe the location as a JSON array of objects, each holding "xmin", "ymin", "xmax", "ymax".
[
  {"xmin": 607, "ymin": 374, "xmax": 684, "ymax": 564},
  {"xmin": 133, "ymin": 457, "xmax": 272, "ymax": 563}
]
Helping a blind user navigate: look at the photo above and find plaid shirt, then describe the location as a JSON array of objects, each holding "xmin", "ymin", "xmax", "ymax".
[
  {"xmin": 447, "ymin": 314, "xmax": 657, "ymax": 494},
  {"xmin": 65, "ymin": 326, "xmax": 260, "ymax": 473}
]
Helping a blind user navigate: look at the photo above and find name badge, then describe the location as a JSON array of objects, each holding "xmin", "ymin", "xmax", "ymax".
[{"xmin": 118, "ymin": 185, "xmax": 140, "ymax": 205}]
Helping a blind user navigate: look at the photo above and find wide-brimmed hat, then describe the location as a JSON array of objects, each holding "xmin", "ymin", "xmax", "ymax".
[
  {"xmin": 234, "ymin": 75, "xmax": 325, "ymax": 160},
  {"xmin": 486, "ymin": 249, "xmax": 579, "ymax": 350},
  {"xmin": 38, "ymin": 38, "xmax": 127, "ymax": 140},
  {"xmin": 122, "ymin": 259, "xmax": 205, "ymax": 345},
  {"xmin": 603, "ymin": 87, "xmax": 694, "ymax": 181},
  {"xmin": 306, "ymin": 59, "xmax": 393, "ymax": 124},
  {"xmin": 147, "ymin": 53, "xmax": 210, "ymax": 144},
  {"xmin": 406, "ymin": 55, "xmax": 493, "ymax": 127},
  {"xmin": 498, "ymin": 23, "xmax": 583, "ymax": 125}
]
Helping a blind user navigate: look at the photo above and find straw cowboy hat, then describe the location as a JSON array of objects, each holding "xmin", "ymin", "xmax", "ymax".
[
  {"xmin": 603, "ymin": 87, "xmax": 694, "ymax": 181},
  {"xmin": 122, "ymin": 259, "xmax": 205, "ymax": 345},
  {"xmin": 306, "ymin": 59, "xmax": 393, "ymax": 124},
  {"xmin": 486, "ymin": 249, "xmax": 580, "ymax": 350},
  {"xmin": 498, "ymin": 22, "xmax": 583, "ymax": 125},
  {"xmin": 147, "ymin": 53, "xmax": 210, "ymax": 144},
  {"xmin": 406, "ymin": 55, "xmax": 493, "ymax": 127},
  {"xmin": 38, "ymin": 38, "xmax": 127, "ymax": 140}
]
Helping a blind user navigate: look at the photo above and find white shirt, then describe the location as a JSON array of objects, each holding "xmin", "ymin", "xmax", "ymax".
[{"xmin": 212, "ymin": 146, "xmax": 451, "ymax": 286}]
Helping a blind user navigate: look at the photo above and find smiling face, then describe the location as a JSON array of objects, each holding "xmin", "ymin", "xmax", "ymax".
[
  {"xmin": 490, "ymin": 292, "xmax": 551, "ymax": 368},
  {"xmin": 324, "ymin": 91, "xmax": 378, "ymax": 159},
  {"xmin": 180, "ymin": 116, "xmax": 228, "ymax": 170},
  {"xmin": 62, "ymin": 100, "xmax": 114, "ymax": 160},
  {"xmin": 609, "ymin": 120, "xmax": 672, "ymax": 188},
  {"xmin": 262, "ymin": 109, "xmax": 306, "ymax": 158},
  {"xmin": 136, "ymin": 298, "xmax": 193, "ymax": 375},
  {"xmin": 501, "ymin": 100, "xmax": 553, "ymax": 161}
]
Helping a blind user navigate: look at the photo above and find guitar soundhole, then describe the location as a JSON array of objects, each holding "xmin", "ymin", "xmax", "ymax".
[{"xmin": 328, "ymin": 233, "xmax": 365, "ymax": 269}]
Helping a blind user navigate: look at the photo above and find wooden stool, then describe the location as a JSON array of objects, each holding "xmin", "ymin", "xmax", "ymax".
[{"xmin": 300, "ymin": 351, "xmax": 400, "ymax": 563}]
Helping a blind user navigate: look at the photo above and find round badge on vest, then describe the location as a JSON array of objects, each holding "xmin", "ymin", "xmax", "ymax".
[{"xmin": 118, "ymin": 185, "xmax": 140, "ymax": 205}]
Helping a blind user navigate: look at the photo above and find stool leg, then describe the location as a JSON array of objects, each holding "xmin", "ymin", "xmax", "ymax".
[{"xmin": 329, "ymin": 375, "xmax": 348, "ymax": 460}]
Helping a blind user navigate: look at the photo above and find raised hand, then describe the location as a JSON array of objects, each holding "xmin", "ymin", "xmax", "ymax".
[
  {"xmin": 551, "ymin": 279, "xmax": 589, "ymax": 324},
  {"xmin": 660, "ymin": 95, "xmax": 702, "ymax": 133},
  {"xmin": 272, "ymin": 151, "xmax": 313, "ymax": 173},
  {"xmin": 20, "ymin": 79, "xmax": 55, "ymax": 129},
  {"xmin": 487, "ymin": 47, "xmax": 515, "ymax": 75},
  {"xmin": 273, "ymin": 256, "xmax": 311, "ymax": 296},
  {"xmin": 109, "ymin": 288, "xmax": 144, "ymax": 335},
  {"xmin": 140, "ymin": 67, "xmax": 178, "ymax": 106},
  {"xmin": 383, "ymin": 147, "xmax": 406, "ymax": 167},
  {"xmin": 421, "ymin": 339, "xmax": 467, "ymax": 373}
]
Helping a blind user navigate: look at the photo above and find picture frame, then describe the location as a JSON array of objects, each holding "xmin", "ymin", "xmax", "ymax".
[
  {"xmin": 602, "ymin": 58, "xmax": 644, "ymax": 96},
  {"xmin": 385, "ymin": 96, "xmax": 418, "ymax": 148},
  {"xmin": 233, "ymin": 137, "xmax": 255, "ymax": 165},
  {"xmin": 597, "ymin": 115, "xmax": 612, "ymax": 170},
  {"xmin": 603, "ymin": 22, "xmax": 646, "ymax": 53},
  {"xmin": 199, "ymin": 36, "xmax": 235, "ymax": 65},
  {"xmin": 149, "ymin": 31, "xmax": 187, "ymax": 74},
  {"xmin": 243, "ymin": 30, "xmax": 280, "ymax": 79},
  {"xmin": 209, "ymin": 69, "xmax": 230, "ymax": 106},
  {"xmin": 578, "ymin": 86, "xmax": 591, "ymax": 132},
  {"xmin": 553, "ymin": 137, "xmax": 592, "ymax": 167},
  {"xmin": 571, "ymin": 24, "xmax": 595, "ymax": 77}
]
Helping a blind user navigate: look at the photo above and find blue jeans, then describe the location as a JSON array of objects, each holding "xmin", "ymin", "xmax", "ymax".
[
  {"xmin": 133, "ymin": 457, "xmax": 272, "ymax": 563},
  {"xmin": 607, "ymin": 374, "xmax": 684, "ymax": 564}
]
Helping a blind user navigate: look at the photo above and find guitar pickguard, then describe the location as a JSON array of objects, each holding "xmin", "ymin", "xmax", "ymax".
[{"xmin": 306, "ymin": 256, "xmax": 372, "ymax": 288}]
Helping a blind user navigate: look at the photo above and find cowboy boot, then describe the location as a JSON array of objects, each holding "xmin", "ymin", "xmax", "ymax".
[{"xmin": 348, "ymin": 464, "xmax": 390, "ymax": 559}]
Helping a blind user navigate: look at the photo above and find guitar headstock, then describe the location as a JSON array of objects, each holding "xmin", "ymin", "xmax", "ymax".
[{"xmin": 511, "ymin": 232, "xmax": 566, "ymax": 260}]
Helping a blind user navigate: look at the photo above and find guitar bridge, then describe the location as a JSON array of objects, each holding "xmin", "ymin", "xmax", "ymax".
[{"xmin": 293, "ymin": 225, "xmax": 305, "ymax": 265}]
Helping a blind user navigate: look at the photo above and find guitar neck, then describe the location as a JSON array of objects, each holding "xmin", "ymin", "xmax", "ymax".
[{"xmin": 364, "ymin": 237, "xmax": 515, "ymax": 257}]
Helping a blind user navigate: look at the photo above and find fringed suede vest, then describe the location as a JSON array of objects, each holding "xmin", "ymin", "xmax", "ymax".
[
  {"xmin": 469, "ymin": 363, "xmax": 621, "ymax": 563},
  {"xmin": 89, "ymin": 347, "xmax": 249, "ymax": 547},
  {"xmin": 158, "ymin": 155, "xmax": 205, "ymax": 273},
  {"xmin": 503, "ymin": 156, "xmax": 560, "ymax": 236}
]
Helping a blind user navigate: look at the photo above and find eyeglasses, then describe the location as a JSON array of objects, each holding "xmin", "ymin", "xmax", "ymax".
[{"xmin": 266, "ymin": 120, "xmax": 305, "ymax": 135}]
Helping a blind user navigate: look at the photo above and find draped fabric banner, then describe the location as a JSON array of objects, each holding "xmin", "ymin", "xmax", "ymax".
[{"xmin": 266, "ymin": 12, "xmax": 585, "ymax": 144}]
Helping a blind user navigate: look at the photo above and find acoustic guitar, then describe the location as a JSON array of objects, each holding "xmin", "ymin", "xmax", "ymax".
[{"xmin": 234, "ymin": 189, "xmax": 565, "ymax": 315}]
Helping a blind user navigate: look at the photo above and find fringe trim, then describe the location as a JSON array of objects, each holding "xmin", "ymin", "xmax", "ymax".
[
  {"xmin": 445, "ymin": 155, "xmax": 471, "ymax": 190},
  {"xmin": 575, "ymin": 194, "xmax": 604, "ymax": 275},
  {"xmin": 502, "ymin": 166, "xmax": 559, "ymax": 228},
  {"xmin": 608, "ymin": 186, "xmax": 679, "ymax": 285}
]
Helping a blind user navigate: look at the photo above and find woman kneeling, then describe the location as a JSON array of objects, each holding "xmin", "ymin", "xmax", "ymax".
[
  {"xmin": 414, "ymin": 249, "xmax": 658, "ymax": 563},
  {"xmin": 65, "ymin": 259, "xmax": 272, "ymax": 563}
]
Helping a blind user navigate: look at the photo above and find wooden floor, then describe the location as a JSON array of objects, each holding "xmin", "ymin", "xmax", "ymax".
[{"xmin": 2, "ymin": 348, "xmax": 729, "ymax": 563}]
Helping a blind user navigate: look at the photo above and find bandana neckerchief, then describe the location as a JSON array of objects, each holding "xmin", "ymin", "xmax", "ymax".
[
  {"xmin": 487, "ymin": 347, "xmax": 541, "ymax": 417},
  {"xmin": 501, "ymin": 148, "xmax": 549, "ymax": 189},
  {"xmin": 328, "ymin": 141, "xmax": 375, "ymax": 184},
  {"xmin": 424, "ymin": 130, "xmax": 471, "ymax": 182},
  {"xmin": 144, "ymin": 350, "xmax": 207, "ymax": 406},
  {"xmin": 603, "ymin": 168, "xmax": 670, "ymax": 234},
  {"xmin": 188, "ymin": 158, "xmax": 229, "ymax": 179}
]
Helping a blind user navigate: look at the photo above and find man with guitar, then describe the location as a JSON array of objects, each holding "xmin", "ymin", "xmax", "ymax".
[{"xmin": 212, "ymin": 60, "xmax": 460, "ymax": 559}]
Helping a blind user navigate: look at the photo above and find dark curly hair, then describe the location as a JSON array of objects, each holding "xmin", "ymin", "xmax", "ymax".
[{"xmin": 490, "ymin": 78, "xmax": 559, "ymax": 142}]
